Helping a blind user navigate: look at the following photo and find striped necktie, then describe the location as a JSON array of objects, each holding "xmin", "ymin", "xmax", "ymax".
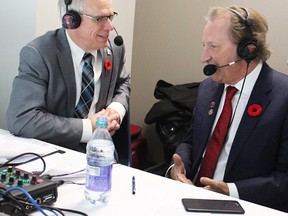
[{"xmin": 75, "ymin": 53, "xmax": 94, "ymax": 119}]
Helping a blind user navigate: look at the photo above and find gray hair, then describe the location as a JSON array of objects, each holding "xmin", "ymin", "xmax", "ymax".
[{"xmin": 58, "ymin": 0, "xmax": 84, "ymax": 20}]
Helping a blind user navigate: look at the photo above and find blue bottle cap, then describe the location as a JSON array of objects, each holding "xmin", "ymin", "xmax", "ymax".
[{"xmin": 96, "ymin": 117, "xmax": 108, "ymax": 127}]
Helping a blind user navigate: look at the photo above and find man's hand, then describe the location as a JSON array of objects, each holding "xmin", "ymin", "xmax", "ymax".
[
  {"xmin": 171, "ymin": 154, "xmax": 191, "ymax": 183},
  {"xmin": 199, "ymin": 177, "xmax": 229, "ymax": 195},
  {"xmin": 101, "ymin": 108, "xmax": 120, "ymax": 135},
  {"xmin": 88, "ymin": 108, "xmax": 120, "ymax": 135}
]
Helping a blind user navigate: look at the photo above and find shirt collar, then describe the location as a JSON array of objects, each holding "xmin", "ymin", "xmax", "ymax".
[
  {"xmin": 65, "ymin": 30, "xmax": 97, "ymax": 65},
  {"xmin": 225, "ymin": 62, "xmax": 263, "ymax": 95}
]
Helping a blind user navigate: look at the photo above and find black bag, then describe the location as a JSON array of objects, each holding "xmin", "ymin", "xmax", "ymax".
[{"xmin": 145, "ymin": 80, "xmax": 200, "ymax": 162}]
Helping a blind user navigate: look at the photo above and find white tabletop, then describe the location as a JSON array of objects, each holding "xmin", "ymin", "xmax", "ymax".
[{"xmin": 0, "ymin": 129, "xmax": 287, "ymax": 216}]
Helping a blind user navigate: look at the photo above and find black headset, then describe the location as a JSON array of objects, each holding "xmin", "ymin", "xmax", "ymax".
[
  {"xmin": 62, "ymin": 0, "xmax": 81, "ymax": 29},
  {"xmin": 227, "ymin": 7, "xmax": 258, "ymax": 63}
]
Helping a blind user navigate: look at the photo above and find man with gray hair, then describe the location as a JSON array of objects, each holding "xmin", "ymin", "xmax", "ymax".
[
  {"xmin": 6, "ymin": 0, "xmax": 130, "ymax": 152},
  {"xmin": 170, "ymin": 5, "xmax": 288, "ymax": 212}
]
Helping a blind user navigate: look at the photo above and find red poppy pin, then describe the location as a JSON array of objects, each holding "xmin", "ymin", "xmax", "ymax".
[
  {"xmin": 104, "ymin": 59, "xmax": 112, "ymax": 71},
  {"xmin": 247, "ymin": 104, "xmax": 262, "ymax": 117}
]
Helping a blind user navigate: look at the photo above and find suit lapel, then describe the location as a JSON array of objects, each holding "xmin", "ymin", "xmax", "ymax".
[
  {"xmin": 191, "ymin": 82, "xmax": 224, "ymax": 175},
  {"xmin": 225, "ymin": 63, "xmax": 272, "ymax": 175},
  {"xmin": 201, "ymin": 83, "xmax": 224, "ymax": 147},
  {"xmin": 57, "ymin": 28, "xmax": 77, "ymax": 116},
  {"xmin": 96, "ymin": 47, "xmax": 113, "ymax": 112}
]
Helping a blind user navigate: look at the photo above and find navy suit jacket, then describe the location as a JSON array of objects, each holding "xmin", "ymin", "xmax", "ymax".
[{"xmin": 176, "ymin": 63, "xmax": 288, "ymax": 212}]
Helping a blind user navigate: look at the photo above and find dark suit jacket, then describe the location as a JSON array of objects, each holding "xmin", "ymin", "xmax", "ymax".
[
  {"xmin": 176, "ymin": 62, "xmax": 288, "ymax": 212},
  {"xmin": 6, "ymin": 28, "xmax": 130, "ymax": 151}
]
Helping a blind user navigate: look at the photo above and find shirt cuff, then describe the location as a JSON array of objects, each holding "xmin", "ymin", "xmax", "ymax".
[
  {"xmin": 80, "ymin": 119, "xmax": 93, "ymax": 143},
  {"xmin": 227, "ymin": 183, "xmax": 239, "ymax": 199},
  {"xmin": 107, "ymin": 102, "xmax": 126, "ymax": 123}
]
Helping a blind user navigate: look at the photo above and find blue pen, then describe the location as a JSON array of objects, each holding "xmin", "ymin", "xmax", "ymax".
[{"xmin": 132, "ymin": 176, "xmax": 136, "ymax": 195}]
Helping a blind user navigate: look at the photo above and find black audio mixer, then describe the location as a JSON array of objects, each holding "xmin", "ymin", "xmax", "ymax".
[{"xmin": 0, "ymin": 166, "xmax": 58, "ymax": 215}]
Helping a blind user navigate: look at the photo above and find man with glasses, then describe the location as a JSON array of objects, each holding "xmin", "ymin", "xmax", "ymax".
[{"xmin": 6, "ymin": 0, "xmax": 130, "ymax": 152}]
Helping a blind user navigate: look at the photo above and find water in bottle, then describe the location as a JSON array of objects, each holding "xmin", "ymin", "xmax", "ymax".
[{"xmin": 84, "ymin": 117, "xmax": 115, "ymax": 205}]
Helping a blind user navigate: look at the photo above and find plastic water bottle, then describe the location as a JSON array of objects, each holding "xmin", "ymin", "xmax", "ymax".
[{"xmin": 84, "ymin": 117, "xmax": 115, "ymax": 205}]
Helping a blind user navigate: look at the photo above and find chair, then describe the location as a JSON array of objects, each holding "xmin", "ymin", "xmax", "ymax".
[
  {"xmin": 112, "ymin": 110, "xmax": 131, "ymax": 166},
  {"xmin": 144, "ymin": 80, "xmax": 200, "ymax": 175}
]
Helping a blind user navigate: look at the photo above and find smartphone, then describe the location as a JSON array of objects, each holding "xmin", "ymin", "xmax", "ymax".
[{"xmin": 182, "ymin": 198, "xmax": 245, "ymax": 214}]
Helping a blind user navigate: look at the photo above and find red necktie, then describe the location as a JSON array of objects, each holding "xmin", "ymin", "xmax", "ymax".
[{"xmin": 195, "ymin": 86, "xmax": 238, "ymax": 186}]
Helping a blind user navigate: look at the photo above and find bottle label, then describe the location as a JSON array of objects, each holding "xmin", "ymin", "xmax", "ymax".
[{"xmin": 86, "ymin": 165, "xmax": 112, "ymax": 192}]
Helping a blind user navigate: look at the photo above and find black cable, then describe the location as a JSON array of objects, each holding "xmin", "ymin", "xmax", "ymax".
[
  {"xmin": 56, "ymin": 207, "xmax": 88, "ymax": 216},
  {"xmin": 63, "ymin": 180, "xmax": 85, "ymax": 185},
  {"xmin": 40, "ymin": 204, "xmax": 88, "ymax": 216},
  {"xmin": 15, "ymin": 198, "xmax": 88, "ymax": 216},
  {"xmin": 229, "ymin": 61, "xmax": 250, "ymax": 126},
  {"xmin": 0, "ymin": 152, "xmax": 46, "ymax": 175},
  {"xmin": 0, "ymin": 191, "xmax": 27, "ymax": 216},
  {"xmin": 0, "ymin": 202, "xmax": 26, "ymax": 216},
  {"xmin": 42, "ymin": 169, "xmax": 85, "ymax": 179},
  {"xmin": 18, "ymin": 150, "xmax": 65, "ymax": 166},
  {"xmin": 4, "ymin": 198, "xmax": 53, "ymax": 216},
  {"xmin": 38, "ymin": 205, "xmax": 65, "ymax": 216},
  {"xmin": 40, "ymin": 169, "xmax": 86, "ymax": 188}
]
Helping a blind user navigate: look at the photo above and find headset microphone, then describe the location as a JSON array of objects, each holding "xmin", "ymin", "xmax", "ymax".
[
  {"xmin": 203, "ymin": 59, "xmax": 242, "ymax": 76},
  {"xmin": 114, "ymin": 35, "xmax": 123, "ymax": 46},
  {"xmin": 113, "ymin": 27, "xmax": 123, "ymax": 46}
]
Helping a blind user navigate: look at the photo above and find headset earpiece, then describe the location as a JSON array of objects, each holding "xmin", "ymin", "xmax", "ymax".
[
  {"xmin": 62, "ymin": 0, "xmax": 81, "ymax": 29},
  {"xmin": 62, "ymin": 10, "xmax": 81, "ymax": 29},
  {"xmin": 227, "ymin": 7, "xmax": 258, "ymax": 63},
  {"xmin": 237, "ymin": 39, "xmax": 258, "ymax": 62}
]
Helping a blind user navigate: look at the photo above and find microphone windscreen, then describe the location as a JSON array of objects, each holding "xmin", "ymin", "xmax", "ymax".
[
  {"xmin": 203, "ymin": 64, "xmax": 217, "ymax": 76},
  {"xmin": 114, "ymin": 35, "xmax": 123, "ymax": 46}
]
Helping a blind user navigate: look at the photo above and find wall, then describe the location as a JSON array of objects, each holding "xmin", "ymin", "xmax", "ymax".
[
  {"xmin": 131, "ymin": 0, "xmax": 288, "ymax": 163},
  {"xmin": 0, "ymin": 0, "xmax": 37, "ymax": 129}
]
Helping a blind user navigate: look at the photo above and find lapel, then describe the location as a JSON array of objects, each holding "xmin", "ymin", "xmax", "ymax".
[
  {"xmin": 96, "ymin": 46, "xmax": 113, "ymax": 112},
  {"xmin": 57, "ymin": 28, "xmax": 77, "ymax": 116},
  {"xmin": 200, "ymin": 83, "xmax": 224, "ymax": 147},
  {"xmin": 225, "ymin": 63, "xmax": 272, "ymax": 175},
  {"xmin": 191, "ymin": 81, "xmax": 225, "ymax": 174}
]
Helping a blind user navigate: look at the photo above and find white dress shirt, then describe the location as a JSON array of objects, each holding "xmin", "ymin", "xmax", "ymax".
[
  {"xmin": 66, "ymin": 31, "xmax": 125, "ymax": 142},
  {"xmin": 212, "ymin": 62, "xmax": 262, "ymax": 197}
]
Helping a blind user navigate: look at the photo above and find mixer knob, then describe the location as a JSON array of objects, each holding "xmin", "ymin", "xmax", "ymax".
[
  {"xmin": 15, "ymin": 169, "xmax": 21, "ymax": 178},
  {"xmin": 31, "ymin": 175, "xmax": 38, "ymax": 185},
  {"xmin": 1, "ymin": 173, "xmax": 6, "ymax": 182},
  {"xmin": 8, "ymin": 176, "xmax": 15, "ymax": 185},
  {"xmin": 17, "ymin": 179, "xmax": 24, "ymax": 187},
  {"xmin": 7, "ymin": 166, "xmax": 13, "ymax": 174}
]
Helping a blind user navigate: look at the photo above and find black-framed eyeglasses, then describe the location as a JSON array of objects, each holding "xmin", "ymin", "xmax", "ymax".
[{"xmin": 80, "ymin": 12, "xmax": 118, "ymax": 24}]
